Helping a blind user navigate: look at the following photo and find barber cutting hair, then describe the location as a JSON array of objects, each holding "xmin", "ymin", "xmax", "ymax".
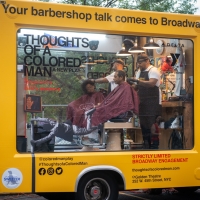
[
  {"xmin": 90, "ymin": 59, "xmax": 125, "ymax": 93},
  {"xmin": 127, "ymin": 54, "xmax": 161, "ymax": 149}
]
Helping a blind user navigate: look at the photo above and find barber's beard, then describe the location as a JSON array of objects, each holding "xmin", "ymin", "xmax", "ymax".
[{"xmin": 86, "ymin": 92, "xmax": 94, "ymax": 95}]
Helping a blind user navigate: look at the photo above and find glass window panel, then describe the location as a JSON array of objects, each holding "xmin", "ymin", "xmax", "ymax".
[{"xmin": 16, "ymin": 29, "xmax": 194, "ymax": 153}]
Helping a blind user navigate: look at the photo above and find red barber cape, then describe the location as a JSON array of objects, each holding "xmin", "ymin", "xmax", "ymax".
[
  {"xmin": 67, "ymin": 92, "xmax": 104, "ymax": 127},
  {"xmin": 91, "ymin": 82, "xmax": 139, "ymax": 126}
]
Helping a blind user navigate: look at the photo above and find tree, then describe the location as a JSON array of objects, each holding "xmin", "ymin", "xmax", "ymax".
[
  {"xmin": 58, "ymin": 0, "xmax": 198, "ymax": 14},
  {"xmin": 130, "ymin": 0, "xmax": 198, "ymax": 14}
]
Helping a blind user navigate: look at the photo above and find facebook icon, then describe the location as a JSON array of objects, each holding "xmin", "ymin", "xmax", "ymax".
[{"xmin": 38, "ymin": 168, "xmax": 46, "ymax": 175}]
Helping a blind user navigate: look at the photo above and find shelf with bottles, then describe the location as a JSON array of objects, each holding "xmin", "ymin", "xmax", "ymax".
[{"xmin": 162, "ymin": 101, "xmax": 184, "ymax": 107}]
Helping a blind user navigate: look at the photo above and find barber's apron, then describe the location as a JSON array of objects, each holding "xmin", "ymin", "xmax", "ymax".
[{"xmin": 138, "ymin": 67, "xmax": 159, "ymax": 129}]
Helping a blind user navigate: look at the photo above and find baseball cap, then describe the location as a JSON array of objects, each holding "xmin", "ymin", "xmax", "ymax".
[{"xmin": 137, "ymin": 54, "xmax": 149, "ymax": 62}]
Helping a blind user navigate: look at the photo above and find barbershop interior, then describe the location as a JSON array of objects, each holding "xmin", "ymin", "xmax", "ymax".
[{"xmin": 17, "ymin": 29, "xmax": 194, "ymax": 153}]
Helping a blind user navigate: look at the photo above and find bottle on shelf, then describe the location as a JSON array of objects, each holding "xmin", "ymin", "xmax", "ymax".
[
  {"xmin": 134, "ymin": 115, "xmax": 139, "ymax": 127},
  {"xmin": 162, "ymin": 90, "xmax": 167, "ymax": 101}
]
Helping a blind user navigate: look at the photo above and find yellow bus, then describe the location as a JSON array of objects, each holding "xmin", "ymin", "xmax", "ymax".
[{"xmin": 0, "ymin": 0, "xmax": 199, "ymax": 199}]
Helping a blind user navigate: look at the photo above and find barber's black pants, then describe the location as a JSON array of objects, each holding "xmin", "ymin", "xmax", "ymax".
[
  {"xmin": 141, "ymin": 125, "xmax": 151, "ymax": 149},
  {"xmin": 150, "ymin": 140, "xmax": 159, "ymax": 149}
]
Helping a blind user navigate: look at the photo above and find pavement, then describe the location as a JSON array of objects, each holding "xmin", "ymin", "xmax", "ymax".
[
  {"xmin": 0, "ymin": 189, "xmax": 199, "ymax": 200},
  {"xmin": 0, "ymin": 189, "xmax": 176, "ymax": 200},
  {"xmin": 0, "ymin": 192, "xmax": 76, "ymax": 200},
  {"xmin": 0, "ymin": 193, "xmax": 46, "ymax": 200}
]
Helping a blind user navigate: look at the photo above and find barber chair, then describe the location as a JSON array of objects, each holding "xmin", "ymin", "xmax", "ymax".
[
  {"xmin": 78, "ymin": 126, "xmax": 107, "ymax": 151},
  {"xmin": 105, "ymin": 113, "xmax": 130, "ymax": 151}
]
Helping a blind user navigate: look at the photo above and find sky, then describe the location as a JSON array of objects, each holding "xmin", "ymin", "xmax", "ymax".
[{"xmin": 195, "ymin": 1, "xmax": 200, "ymax": 15}]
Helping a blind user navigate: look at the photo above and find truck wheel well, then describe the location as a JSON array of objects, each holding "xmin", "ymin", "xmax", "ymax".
[{"xmin": 79, "ymin": 170, "xmax": 125, "ymax": 191}]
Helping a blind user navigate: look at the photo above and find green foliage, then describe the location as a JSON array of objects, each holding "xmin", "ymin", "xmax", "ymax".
[
  {"xmin": 41, "ymin": 0, "xmax": 199, "ymax": 14},
  {"xmin": 39, "ymin": 0, "xmax": 198, "ymax": 14},
  {"xmin": 131, "ymin": 0, "xmax": 198, "ymax": 14},
  {"xmin": 174, "ymin": 0, "xmax": 198, "ymax": 14}
]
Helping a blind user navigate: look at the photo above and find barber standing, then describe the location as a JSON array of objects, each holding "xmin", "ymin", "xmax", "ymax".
[
  {"xmin": 127, "ymin": 54, "xmax": 161, "ymax": 149},
  {"xmin": 90, "ymin": 59, "xmax": 125, "ymax": 93}
]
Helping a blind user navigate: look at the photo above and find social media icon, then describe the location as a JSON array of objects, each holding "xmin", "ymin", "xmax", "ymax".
[
  {"xmin": 56, "ymin": 167, "xmax": 63, "ymax": 175},
  {"xmin": 38, "ymin": 168, "xmax": 46, "ymax": 175},
  {"xmin": 47, "ymin": 168, "xmax": 54, "ymax": 175}
]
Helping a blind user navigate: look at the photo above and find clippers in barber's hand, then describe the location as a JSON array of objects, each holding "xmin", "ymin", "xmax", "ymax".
[{"xmin": 127, "ymin": 78, "xmax": 136, "ymax": 85}]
